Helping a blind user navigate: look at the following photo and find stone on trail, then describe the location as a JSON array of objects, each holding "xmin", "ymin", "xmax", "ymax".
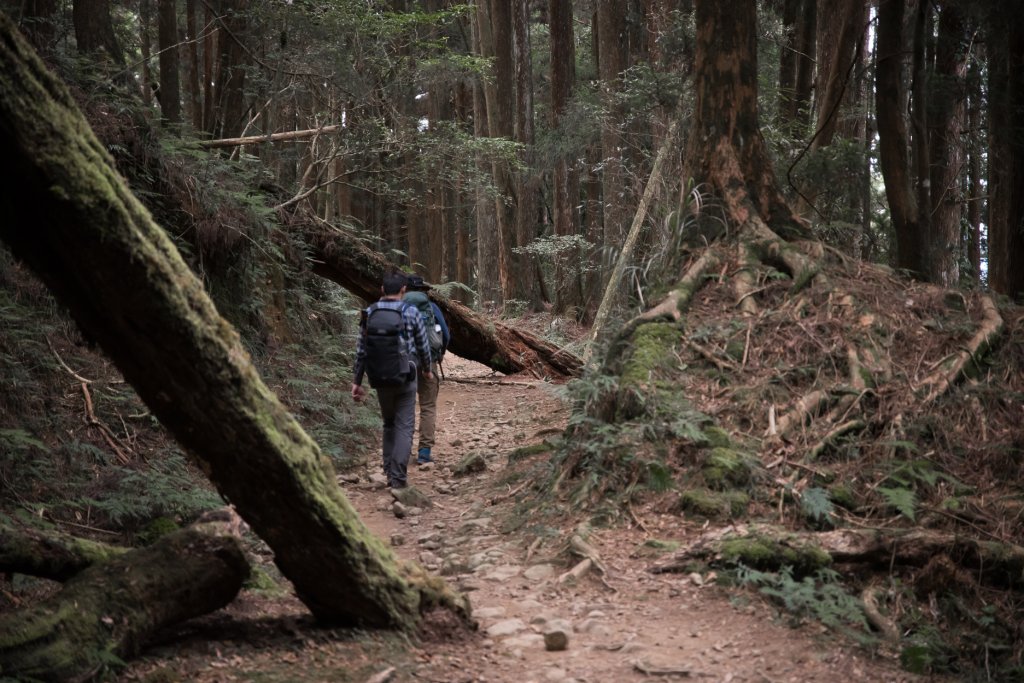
[
  {"xmin": 392, "ymin": 501, "xmax": 408, "ymax": 518},
  {"xmin": 473, "ymin": 606, "xmax": 507, "ymax": 619},
  {"xmin": 543, "ymin": 619, "xmax": 571, "ymax": 651},
  {"xmin": 486, "ymin": 618, "xmax": 527, "ymax": 637},
  {"xmin": 368, "ymin": 472, "xmax": 388, "ymax": 488},
  {"xmin": 391, "ymin": 485, "xmax": 433, "ymax": 509},
  {"xmin": 390, "ymin": 533, "xmax": 405, "ymax": 546},
  {"xmin": 453, "ymin": 451, "xmax": 487, "ymax": 476},
  {"xmin": 523, "ymin": 563, "xmax": 556, "ymax": 582}
]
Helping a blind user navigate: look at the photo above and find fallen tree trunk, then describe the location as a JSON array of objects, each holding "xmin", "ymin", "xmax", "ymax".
[
  {"xmin": 0, "ymin": 525, "xmax": 249, "ymax": 682},
  {"xmin": 650, "ymin": 524, "xmax": 1024, "ymax": 590},
  {"xmin": 0, "ymin": 16, "xmax": 469, "ymax": 632},
  {"xmin": 302, "ymin": 220, "xmax": 582, "ymax": 378},
  {"xmin": 197, "ymin": 124, "xmax": 342, "ymax": 149},
  {"xmin": 0, "ymin": 522, "xmax": 127, "ymax": 582}
]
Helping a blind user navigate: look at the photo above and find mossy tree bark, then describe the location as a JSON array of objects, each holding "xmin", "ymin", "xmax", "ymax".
[
  {"xmin": 0, "ymin": 526, "xmax": 249, "ymax": 682},
  {"xmin": 0, "ymin": 522, "xmax": 127, "ymax": 582},
  {"xmin": 0, "ymin": 13, "xmax": 468, "ymax": 631}
]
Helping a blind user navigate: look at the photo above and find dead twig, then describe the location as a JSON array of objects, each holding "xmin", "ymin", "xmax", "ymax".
[
  {"xmin": 81, "ymin": 383, "xmax": 132, "ymax": 465},
  {"xmin": 46, "ymin": 337, "xmax": 94, "ymax": 384}
]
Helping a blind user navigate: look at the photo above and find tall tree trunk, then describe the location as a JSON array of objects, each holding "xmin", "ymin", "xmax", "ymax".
[
  {"xmin": 777, "ymin": 0, "xmax": 802, "ymax": 132},
  {"xmin": 926, "ymin": 4, "xmax": 967, "ymax": 286},
  {"xmin": 140, "ymin": 0, "xmax": 154, "ymax": 107},
  {"xmin": 549, "ymin": 0, "xmax": 582, "ymax": 314},
  {"xmin": 471, "ymin": 8, "xmax": 499, "ymax": 309},
  {"xmin": 513, "ymin": 0, "xmax": 542, "ymax": 309},
  {"xmin": 987, "ymin": 2, "xmax": 1024, "ymax": 299},
  {"xmin": 812, "ymin": 0, "xmax": 863, "ymax": 148},
  {"xmin": 793, "ymin": 0, "xmax": 816, "ymax": 132},
  {"xmin": 158, "ymin": 0, "xmax": 182, "ymax": 125},
  {"xmin": 184, "ymin": 0, "xmax": 202, "ymax": 129},
  {"xmin": 19, "ymin": 0, "xmax": 59, "ymax": 52},
  {"xmin": 213, "ymin": 0, "xmax": 249, "ymax": 139},
  {"xmin": 596, "ymin": 0, "xmax": 630, "ymax": 252},
  {"xmin": 876, "ymin": 0, "xmax": 925, "ymax": 277},
  {"xmin": 481, "ymin": 0, "xmax": 520, "ymax": 309},
  {"xmin": 684, "ymin": 0, "xmax": 807, "ymax": 240},
  {"xmin": 73, "ymin": 0, "xmax": 124, "ymax": 65},
  {"xmin": 202, "ymin": 0, "xmax": 217, "ymax": 133},
  {"xmin": 0, "ymin": 15, "xmax": 470, "ymax": 630},
  {"xmin": 965, "ymin": 65, "xmax": 983, "ymax": 283}
]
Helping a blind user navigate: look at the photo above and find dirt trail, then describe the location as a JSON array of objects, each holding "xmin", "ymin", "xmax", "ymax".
[
  {"xmin": 121, "ymin": 356, "xmax": 920, "ymax": 683},
  {"xmin": 344, "ymin": 356, "xmax": 916, "ymax": 683}
]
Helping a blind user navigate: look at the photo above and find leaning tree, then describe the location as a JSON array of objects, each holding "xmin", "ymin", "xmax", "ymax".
[{"xmin": 0, "ymin": 11, "xmax": 469, "ymax": 677}]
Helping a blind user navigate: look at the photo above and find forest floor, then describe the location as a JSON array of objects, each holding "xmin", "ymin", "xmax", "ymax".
[{"xmin": 120, "ymin": 355, "xmax": 924, "ymax": 683}]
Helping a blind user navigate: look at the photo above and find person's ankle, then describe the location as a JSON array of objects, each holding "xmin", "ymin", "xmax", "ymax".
[{"xmin": 416, "ymin": 447, "xmax": 432, "ymax": 463}]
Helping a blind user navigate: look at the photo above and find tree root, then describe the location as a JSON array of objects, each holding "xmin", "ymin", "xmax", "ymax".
[
  {"xmin": 920, "ymin": 295, "xmax": 1004, "ymax": 402},
  {"xmin": 861, "ymin": 586, "xmax": 900, "ymax": 641}
]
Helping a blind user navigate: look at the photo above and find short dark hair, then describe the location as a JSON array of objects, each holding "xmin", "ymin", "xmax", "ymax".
[{"xmin": 382, "ymin": 271, "xmax": 408, "ymax": 295}]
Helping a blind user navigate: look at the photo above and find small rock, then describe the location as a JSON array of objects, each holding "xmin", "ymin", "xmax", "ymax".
[
  {"xmin": 483, "ymin": 564, "xmax": 522, "ymax": 581},
  {"xmin": 391, "ymin": 486, "xmax": 433, "ymax": 509},
  {"xmin": 544, "ymin": 620, "xmax": 571, "ymax": 651},
  {"xmin": 486, "ymin": 618, "xmax": 526, "ymax": 637},
  {"xmin": 390, "ymin": 533, "xmax": 405, "ymax": 546},
  {"xmin": 523, "ymin": 564, "xmax": 555, "ymax": 582},
  {"xmin": 392, "ymin": 501, "xmax": 408, "ymax": 519},
  {"xmin": 337, "ymin": 473, "xmax": 361, "ymax": 485},
  {"xmin": 544, "ymin": 667, "xmax": 567, "ymax": 682},
  {"xmin": 420, "ymin": 539, "xmax": 441, "ymax": 550},
  {"xmin": 368, "ymin": 473, "xmax": 389, "ymax": 488},
  {"xmin": 419, "ymin": 551, "xmax": 441, "ymax": 565},
  {"xmin": 688, "ymin": 572, "xmax": 704, "ymax": 586},
  {"xmin": 407, "ymin": 506, "xmax": 423, "ymax": 516},
  {"xmin": 502, "ymin": 633, "xmax": 544, "ymax": 651},
  {"xmin": 453, "ymin": 452, "xmax": 487, "ymax": 477},
  {"xmin": 474, "ymin": 606, "xmax": 507, "ymax": 619}
]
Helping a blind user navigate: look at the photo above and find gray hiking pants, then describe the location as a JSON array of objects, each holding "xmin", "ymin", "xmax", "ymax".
[{"xmin": 375, "ymin": 374, "xmax": 418, "ymax": 488}]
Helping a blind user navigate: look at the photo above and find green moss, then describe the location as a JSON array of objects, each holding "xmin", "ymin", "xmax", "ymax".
[
  {"xmin": 719, "ymin": 534, "xmax": 832, "ymax": 574},
  {"xmin": 137, "ymin": 516, "xmax": 179, "ymax": 545},
  {"xmin": 245, "ymin": 567, "xmax": 289, "ymax": 597},
  {"xmin": 702, "ymin": 447, "xmax": 753, "ymax": 490},
  {"xmin": 725, "ymin": 339, "xmax": 745, "ymax": 362},
  {"xmin": 676, "ymin": 489, "xmax": 749, "ymax": 519},
  {"xmin": 829, "ymin": 485, "xmax": 858, "ymax": 510},
  {"xmin": 508, "ymin": 441, "xmax": 553, "ymax": 463},
  {"xmin": 620, "ymin": 322, "xmax": 681, "ymax": 386}
]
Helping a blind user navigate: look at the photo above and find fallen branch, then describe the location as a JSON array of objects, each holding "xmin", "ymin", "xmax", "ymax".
[
  {"xmin": 81, "ymin": 382, "xmax": 132, "ymax": 464},
  {"xmin": 196, "ymin": 124, "xmax": 342, "ymax": 149},
  {"xmin": 861, "ymin": 586, "xmax": 900, "ymax": 641},
  {"xmin": 771, "ymin": 389, "xmax": 832, "ymax": 438},
  {"xmin": 806, "ymin": 419, "xmax": 866, "ymax": 461}
]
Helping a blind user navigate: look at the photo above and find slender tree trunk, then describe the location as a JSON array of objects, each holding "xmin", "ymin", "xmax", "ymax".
[
  {"xmin": 202, "ymin": 0, "xmax": 217, "ymax": 133},
  {"xmin": 965, "ymin": 67, "xmax": 983, "ymax": 283},
  {"xmin": 140, "ymin": 0, "xmax": 154, "ymax": 107},
  {"xmin": 185, "ymin": 0, "xmax": 202, "ymax": 129},
  {"xmin": 0, "ymin": 16, "xmax": 470, "ymax": 630},
  {"xmin": 910, "ymin": 1, "xmax": 931, "ymax": 275},
  {"xmin": 793, "ymin": 0, "xmax": 816, "ymax": 132},
  {"xmin": 158, "ymin": 0, "xmax": 182, "ymax": 125},
  {"xmin": 471, "ymin": 8, "xmax": 500, "ymax": 309},
  {"xmin": 926, "ymin": 4, "xmax": 967, "ymax": 286},
  {"xmin": 214, "ymin": 0, "xmax": 249, "ymax": 139},
  {"xmin": 549, "ymin": 0, "xmax": 582, "ymax": 314},
  {"xmin": 513, "ymin": 0, "xmax": 542, "ymax": 309},
  {"xmin": 876, "ymin": 0, "xmax": 925, "ymax": 277},
  {"xmin": 596, "ymin": 0, "xmax": 630, "ymax": 252},
  {"xmin": 777, "ymin": 0, "xmax": 801, "ymax": 131}
]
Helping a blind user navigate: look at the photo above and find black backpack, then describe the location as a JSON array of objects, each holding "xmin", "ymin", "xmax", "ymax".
[{"xmin": 363, "ymin": 304, "xmax": 412, "ymax": 387}]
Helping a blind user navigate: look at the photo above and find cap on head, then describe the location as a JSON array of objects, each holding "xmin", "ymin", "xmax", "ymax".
[
  {"xmin": 406, "ymin": 274, "xmax": 431, "ymax": 291},
  {"xmin": 382, "ymin": 271, "xmax": 408, "ymax": 295}
]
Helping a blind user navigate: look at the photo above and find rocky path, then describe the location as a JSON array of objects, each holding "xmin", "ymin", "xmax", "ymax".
[{"xmin": 342, "ymin": 356, "xmax": 916, "ymax": 683}]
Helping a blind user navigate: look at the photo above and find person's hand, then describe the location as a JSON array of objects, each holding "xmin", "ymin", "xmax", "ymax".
[{"xmin": 351, "ymin": 383, "xmax": 366, "ymax": 402}]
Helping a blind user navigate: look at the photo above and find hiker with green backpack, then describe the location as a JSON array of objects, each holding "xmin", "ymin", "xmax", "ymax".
[
  {"xmin": 403, "ymin": 274, "xmax": 450, "ymax": 465},
  {"xmin": 351, "ymin": 271, "xmax": 433, "ymax": 489}
]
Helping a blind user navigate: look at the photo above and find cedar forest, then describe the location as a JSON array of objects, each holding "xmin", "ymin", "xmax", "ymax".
[{"xmin": 1, "ymin": 0, "xmax": 1023, "ymax": 680}]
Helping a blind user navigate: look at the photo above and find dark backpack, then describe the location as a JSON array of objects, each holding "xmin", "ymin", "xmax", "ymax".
[
  {"xmin": 404, "ymin": 291, "xmax": 444, "ymax": 361},
  {"xmin": 363, "ymin": 304, "xmax": 412, "ymax": 387}
]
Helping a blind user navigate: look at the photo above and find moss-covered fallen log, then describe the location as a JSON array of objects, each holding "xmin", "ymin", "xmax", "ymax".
[
  {"xmin": 650, "ymin": 524, "xmax": 1024, "ymax": 589},
  {"xmin": 0, "ymin": 522, "xmax": 126, "ymax": 582},
  {"xmin": 0, "ymin": 526, "xmax": 248, "ymax": 682}
]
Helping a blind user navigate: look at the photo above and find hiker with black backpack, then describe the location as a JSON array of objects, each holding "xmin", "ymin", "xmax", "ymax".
[
  {"xmin": 403, "ymin": 274, "xmax": 450, "ymax": 464},
  {"xmin": 351, "ymin": 272, "xmax": 433, "ymax": 489}
]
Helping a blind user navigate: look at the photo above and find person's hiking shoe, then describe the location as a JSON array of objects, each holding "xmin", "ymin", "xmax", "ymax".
[{"xmin": 416, "ymin": 447, "xmax": 432, "ymax": 464}]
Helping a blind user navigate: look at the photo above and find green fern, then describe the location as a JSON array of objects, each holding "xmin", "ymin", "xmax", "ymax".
[
  {"xmin": 878, "ymin": 486, "xmax": 917, "ymax": 520},
  {"xmin": 800, "ymin": 487, "xmax": 835, "ymax": 524},
  {"xmin": 0, "ymin": 428, "xmax": 48, "ymax": 452}
]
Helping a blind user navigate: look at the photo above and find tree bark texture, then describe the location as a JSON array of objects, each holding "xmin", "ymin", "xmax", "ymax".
[
  {"xmin": 812, "ymin": 0, "xmax": 863, "ymax": 149},
  {"xmin": 140, "ymin": 0, "xmax": 155, "ymax": 107},
  {"xmin": 549, "ymin": 0, "xmax": 582, "ymax": 314},
  {"xmin": 0, "ymin": 527, "xmax": 248, "ymax": 682},
  {"xmin": 684, "ymin": 0, "xmax": 806, "ymax": 240},
  {"xmin": 876, "ymin": 0, "xmax": 926, "ymax": 278},
  {"xmin": 926, "ymin": 4, "xmax": 967, "ymax": 287},
  {"xmin": 470, "ymin": 9, "xmax": 501, "ymax": 309},
  {"xmin": 596, "ymin": 0, "xmax": 630, "ymax": 249},
  {"xmin": 18, "ymin": 0, "xmax": 58, "ymax": 52},
  {"xmin": 513, "ymin": 0, "xmax": 542, "ymax": 310},
  {"xmin": 987, "ymin": 2, "xmax": 1024, "ymax": 300},
  {"xmin": 185, "ymin": 0, "xmax": 203, "ymax": 129},
  {"xmin": 0, "ymin": 16, "xmax": 469, "ymax": 631},
  {"xmin": 158, "ymin": 0, "xmax": 182, "ymax": 125}
]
